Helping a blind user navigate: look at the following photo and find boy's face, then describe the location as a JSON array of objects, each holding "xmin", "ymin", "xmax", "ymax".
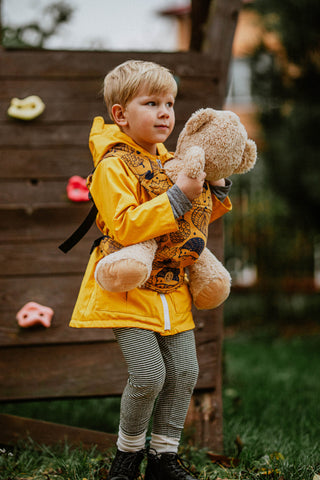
[{"xmin": 113, "ymin": 87, "xmax": 175, "ymax": 155}]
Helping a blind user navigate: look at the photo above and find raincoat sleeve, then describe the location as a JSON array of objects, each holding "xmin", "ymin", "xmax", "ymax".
[
  {"xmin": 210, "ymin": 195, "xmax": 232, "ymax": 222},
  {"xmin": 90, "ymin": 156, "xmax": 178, "ymax": 246},
  {"xmin": 209, "ymin": 177, "xmax": 232, "ymax": 222}
]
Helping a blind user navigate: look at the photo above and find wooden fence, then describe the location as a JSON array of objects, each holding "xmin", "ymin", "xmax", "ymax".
[{"xmin": 0, "ymin": 44, "xmax": 232, "ymax": 452}]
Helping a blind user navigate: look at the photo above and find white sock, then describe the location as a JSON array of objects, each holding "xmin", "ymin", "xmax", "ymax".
[
  {"xmin": 149, "ymin": 433, "xmax": 180, "ymax": 454},
  {"xmin": 116, "ymin": 428, "xmax": 147, "ymax": 452}
]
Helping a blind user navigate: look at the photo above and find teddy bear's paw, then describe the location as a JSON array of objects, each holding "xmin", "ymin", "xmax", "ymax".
[
  {"xmin": 188, "ymin": 247, "xmax": 231, "ymax": 310},
  {"xmin": 192, "ymin": 279, "xmax": 231, "ymax": 310},
  {"xmin": 95, "ymin": 256, "xmax": 150, "ymax": 292},
  {"xmin": 95, "ymin": 240, "xmax": 157, "ymax": 292},
  {"xmin": 184, "ymin": 146, "xmax": 205, "ymax": 178}
]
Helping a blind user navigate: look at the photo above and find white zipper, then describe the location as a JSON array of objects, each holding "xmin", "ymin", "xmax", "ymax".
[{"xmin": 160, "ymin": 293, "xmax": 171, "ymax": 331}]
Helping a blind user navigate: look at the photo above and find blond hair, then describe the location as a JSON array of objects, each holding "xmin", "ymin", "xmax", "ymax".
[{"xmin": 103, "ymin": 60, "xmax": 177, "ymax": 121}]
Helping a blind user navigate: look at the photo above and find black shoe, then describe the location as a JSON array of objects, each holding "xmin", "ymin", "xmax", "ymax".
[
  {"xmin": 107, "ymin": 448, "xmax": 145, "ymax": 480},
  {"xmin": 145, "ymin": 450, "xmax": 199, "ymax": 480}
]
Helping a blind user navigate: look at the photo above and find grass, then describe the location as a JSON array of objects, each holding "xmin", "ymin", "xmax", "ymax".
[
  {"xmin": 0, "ymin": 397, "xmax": 121, "ymax": 434},
  {"xmin": 1, "ymin": 333, "xmax": 320, "ymax": 479},
  {"xmin": 221, "ymin": 333, "xmax": 320, "ymax": 478}
]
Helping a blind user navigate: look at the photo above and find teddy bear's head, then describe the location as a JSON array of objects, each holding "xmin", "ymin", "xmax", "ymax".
[{"xmin": 174, "ymin": 108, "xmax": 257, "ymax": 182}]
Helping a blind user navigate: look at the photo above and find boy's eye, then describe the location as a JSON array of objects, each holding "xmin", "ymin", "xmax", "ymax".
[{"xmin": 145, "ymin": 100, "xmax": 174, "ymax": 108}]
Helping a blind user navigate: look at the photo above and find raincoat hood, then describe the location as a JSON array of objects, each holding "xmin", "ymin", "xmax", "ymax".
[{"xmin": 89, "ymin": 116, "xmax": 173, "ymax": 168}]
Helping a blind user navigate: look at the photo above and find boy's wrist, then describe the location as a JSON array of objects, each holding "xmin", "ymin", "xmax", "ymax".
[
  {"xmin": 209, "ymin": 178, "xmax": 232, "ymax": 202},
  {"xmin": 167, "ymin": 184, "xmax": 192, "ymax": 219},
  {"xmin": 209, "ymin": 178, "xmax": 225, "ymax": 187}
]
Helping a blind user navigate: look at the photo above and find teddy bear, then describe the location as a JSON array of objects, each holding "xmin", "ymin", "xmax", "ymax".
[{"xmin": 94, "ymin": 108, "xmax": 257, "ymax": 309}]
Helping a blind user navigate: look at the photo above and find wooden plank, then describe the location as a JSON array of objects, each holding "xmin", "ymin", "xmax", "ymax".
[
  {"xmin": 0, "ymin": 120, "xmax": 185, "ymax": 179},
  {"xmin": 0, "ymin": 306, "xmax": 114, "ymax": 347},
  {"xmin": 0, "ymin": 337, "xmax": 217, "ymax": 401},
  {"xmin": 0, "ymin": 228, "xmax": 223, "ymax": 308},
  {"xmin": 0, "ymin": 414, "xmax": 117, "ymax": 450},
  {"xmin": 0, "ymin": 77, "xmax": 219, "ymax": 101},
  {"xmin": 0, "ymin": 79, "xmax": 103, "ymax": 101},
  {"xmin": 0, "ymin": 168, "xmax": 230, "ymax": 212},
  {"xmin": 186, "ymin": 389, "xmax": 223, "ymax": 453},
  {"xmin": 0, "ymin": 124, "xmax": 89, "ymax": 148},
  {"xmin": 0, "ymin": 179, "xmax": 80, "ymax": 207},
  {"xmin": 1, "ymin": 220, "xmax": 223, "ymax": 276},
  {"xmin": 0, "ymin": 274, "xmax": 82, "ymax": 311},
  {"xmin": 0, "ymin": 342, "xmax": 127, "ymax": 400},
  {"xmin": 0, "ymin": 298, "xmax": 221, "ymax": 347},
  {"xmin": 0, "ymin": 290, "xmax": 223, "ymax": 349},
  {"xmin": 0, "ymin": 49, "xmax": 221, "ymax": 78},
  {"xmin": 207, "ymin": 219, "xmax": 224, "ymax": 260},
  {"xmin": 1, "ymin": 239, "xmax": 94, "ymax": 276},
  {"xmin": 2, "ymin": 148, "xmax": 91, "ymax": 180},
  {"xmin": 193, "ymin": 305, "xmax": 223, "ymax": 344},
  {"xmin": 0, "ymin": 98, "xmax": 221, "ymax": 126},
  {"xmin": 0, "ymin": 122, "xmax": 191, "ymax": 150},
  {"xmin": 0, "ymin": 99, "xmax": 104, "ymax": 124},
  {"xmin": 0, "ymin": 205, "xmax": 99, "ymax": 242},
  {"xmin": 0, "ymin": 304, "xmax": 219, "ymax": 348}
]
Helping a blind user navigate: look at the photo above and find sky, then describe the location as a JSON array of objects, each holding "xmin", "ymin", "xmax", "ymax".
[{"xmin": 2, "ymin": 0, "xmax": 190, "ymax": 51}]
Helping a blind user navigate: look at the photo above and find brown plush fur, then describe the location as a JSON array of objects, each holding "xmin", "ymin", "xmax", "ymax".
[{"xmin": 165, "ymin": 108, "xmax": 257, "ymax": 182}]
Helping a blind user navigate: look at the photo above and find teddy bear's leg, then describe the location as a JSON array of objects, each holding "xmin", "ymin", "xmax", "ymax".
[
  {"xmin": 188, "ymin": 248, "xmax": 231, "ymax": 310},
  {"xmin": 95, "ymin": 239, "xmax": 157, "ymax": 292}
]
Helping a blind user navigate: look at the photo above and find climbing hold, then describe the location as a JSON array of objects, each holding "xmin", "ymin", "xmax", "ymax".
[
  {"xmin": 16, "ymin": 301, "xmax": 54, "ymax": 328},
  {"xmin": 7, "ymin": 95, "xmax": 45, "ymax": 120},
  {"xmin": 67, "ymin": 175, "xmax": 90, "ymax": 202}
]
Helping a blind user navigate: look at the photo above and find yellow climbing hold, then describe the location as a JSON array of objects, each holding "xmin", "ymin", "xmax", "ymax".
[{"xmin": 8, "ymin": 95, "xmax": 45, "ymax": 120}]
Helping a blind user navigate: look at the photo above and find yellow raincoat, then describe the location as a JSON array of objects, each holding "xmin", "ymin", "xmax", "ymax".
[{"xmin": 70, "ymin": 117, "xmax": 232, "ymax": 335}]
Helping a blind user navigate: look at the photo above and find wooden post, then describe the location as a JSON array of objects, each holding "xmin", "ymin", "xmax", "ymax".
[
  {"xmin": 0, "ymin": 414, "xmax": 116, "ymax": 451},
  {"xmin": 190, "ymin": 0, "xmax": 212, "ymax": 51},
  {"xmin": 203, "ymin": 0, "xmax": 242, "ymax": 101}
]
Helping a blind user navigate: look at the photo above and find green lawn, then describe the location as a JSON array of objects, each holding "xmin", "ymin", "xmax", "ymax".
[
  {"xmin": 221, "ymin": 334, "xmax": 320, "ymax": 477},
  {"xmin": 1, "ymin": 333, "xmax": 319, "ymax": 479}
]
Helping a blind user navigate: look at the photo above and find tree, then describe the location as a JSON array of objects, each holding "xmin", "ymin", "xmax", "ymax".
[
  {"xmin": 2, "ymin": 1, "xmax": 73, "ymax": 48},
  {"xmin": 250, "ymin": 0, "xmax": 320, "ymax": 231}
]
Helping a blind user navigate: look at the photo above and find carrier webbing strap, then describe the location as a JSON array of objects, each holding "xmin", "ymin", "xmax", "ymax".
[{"xmin": 58, "ymin": 203, "xmax": 98, "ymax": 253}]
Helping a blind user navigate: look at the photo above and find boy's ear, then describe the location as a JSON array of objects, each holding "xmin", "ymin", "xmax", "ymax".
[{"xmin": 112, "ymin": 104, "xmax": 127, "ymax": 126}]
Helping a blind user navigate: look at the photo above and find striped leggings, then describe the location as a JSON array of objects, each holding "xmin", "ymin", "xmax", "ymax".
[{"xmin": 113, "ymin": 327, "xmax": 199, "ymax": 451}]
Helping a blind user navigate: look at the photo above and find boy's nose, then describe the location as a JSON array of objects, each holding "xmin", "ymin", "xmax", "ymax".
[{"xmin": 158, "ymin": 106, "xmax": 169, "ymax": 117}]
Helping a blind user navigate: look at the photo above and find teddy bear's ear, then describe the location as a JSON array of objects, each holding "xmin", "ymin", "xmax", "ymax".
[
  {"xmin": 185, "ymin": 108, "xmax": 216, "ymax": 135},
  {"xmin": 234, "ymin": 139, "xmax": 257, "ymax": 174}
]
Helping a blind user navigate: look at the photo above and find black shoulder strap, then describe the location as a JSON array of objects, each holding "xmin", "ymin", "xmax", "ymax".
[{"xmin": 58, "ymin": 203, "xmax": 98, "ymax": 253}]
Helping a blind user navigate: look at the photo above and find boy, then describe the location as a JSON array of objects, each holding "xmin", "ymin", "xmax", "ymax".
[{"xmin": 70, "ymin": 60, "xmax": 231, "ymax": 479}]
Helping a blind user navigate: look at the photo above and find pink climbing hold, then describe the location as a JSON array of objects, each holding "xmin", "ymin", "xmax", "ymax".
[
  {"xmin": 16, "ymin": 301, "xmax": 54, "ymax": 328},
  {"xmin": 67, "ymin": 175, "xmax": 90, "ymax": 202}
]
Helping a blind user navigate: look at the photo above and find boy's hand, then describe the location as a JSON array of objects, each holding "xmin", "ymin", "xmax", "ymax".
[
  {"xmin": 175, "ymin": 171, "xmax": 206, "ymax": 201},
  {"xmin": 209, "ymin": 178, "xmax": 225, "ymax": 186}
]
